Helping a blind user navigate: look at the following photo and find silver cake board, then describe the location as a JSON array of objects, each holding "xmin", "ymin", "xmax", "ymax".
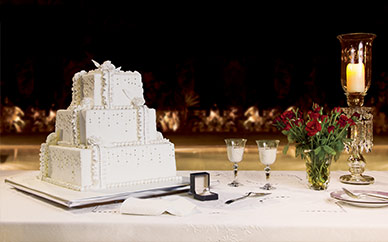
[{"xmin": 5, "ymin": 171, "xmax": 190, "ymax": 208}]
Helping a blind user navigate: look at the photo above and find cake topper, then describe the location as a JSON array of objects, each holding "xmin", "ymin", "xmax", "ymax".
[
  {"xmin": 92, "ymin": 60, "xmax": 121, "ymax": 71},
  {"xmin": 92, "ymin": 59, "xmax": 100, "ymax": 68}
]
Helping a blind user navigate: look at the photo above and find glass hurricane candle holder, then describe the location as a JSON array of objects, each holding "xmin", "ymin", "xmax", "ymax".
[
  {"xmin": 337, "ymin": 33, "xmax": 376, "ymax": 185},
  {"xmin": 337, "ymin": 33, "xmax": 376, "ymax": 107}
]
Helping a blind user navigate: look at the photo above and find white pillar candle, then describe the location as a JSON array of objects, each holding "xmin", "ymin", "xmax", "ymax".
[{"xmin": 346, "ymin": 63, "xmax": 365, "ymax": 93}]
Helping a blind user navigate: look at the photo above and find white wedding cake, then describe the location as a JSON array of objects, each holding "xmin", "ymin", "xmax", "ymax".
[{"xmin": 39, "ymin": 60, "xmax": 178, "ymax": 191}]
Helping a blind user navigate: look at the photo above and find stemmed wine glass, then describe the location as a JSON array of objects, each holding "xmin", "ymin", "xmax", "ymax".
[
  {"xmin": 256, "ymin": 140, "xmax": 279, "ymax": 190},
  {"xmin": 225, "ymin": 138, "xmax": 247, "ymax": 187}
]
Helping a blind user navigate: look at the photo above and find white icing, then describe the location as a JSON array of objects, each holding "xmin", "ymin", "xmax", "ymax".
[
  {"xmin": 39, "ymin": 132, "xmax": 58, "ymax": 178},
  {"xmin": 110, "ymin": 73, "xmax": 143, "ymax": 108},
  {"xmin": 56, "ymin": 110, "xmax": 73, "ymax": 145},
  {"xmin": 70, "ymin": 60, "xmax": 143, "ymax": 110},
  {"xmin": 56, "ymin": 108, "xmax": 158, "ymax": 146},
  {"xmin": 43, "ymin": 142, "xmax": 176, "ymax": 190},
  {"xmin": 41, "ymin": 176, "xmax": 83, "ymax": 191},
  {"xmin": 40, "ymin": 61, "xmax": 177, "ymax": 191},
  {"xmin": 87, "ymin": 136, "xmax": 102, "ymax": 187},
  {"xmin": 69, "ymin": 70, "xmax": 85, "ymax": 108},
  {"xmin": 103, "ymin": 143, "xmax": 176, "ymax": 185},
  {"xmin": 39, "ymin": 144, "xmax": 48, "ymax": 178},
  {"xmin": 47, "ymin": 145, "xmax": 93, "ymax": 188}
]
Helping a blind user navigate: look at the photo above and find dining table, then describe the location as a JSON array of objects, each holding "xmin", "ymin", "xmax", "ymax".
[{"xmin": 1, "ymin": 170, "xmax": 388, "ymax": 242}]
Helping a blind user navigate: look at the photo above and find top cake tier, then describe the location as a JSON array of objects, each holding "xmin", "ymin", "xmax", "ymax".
[{"xmin": 69, "ymin": 60, "xmax": 145, "ymax": 110}]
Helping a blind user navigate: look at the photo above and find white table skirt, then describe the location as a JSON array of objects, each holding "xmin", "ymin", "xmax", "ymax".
[{"xmin": 1, "ymin": 170, "xmax": 388, "ymax": 242}]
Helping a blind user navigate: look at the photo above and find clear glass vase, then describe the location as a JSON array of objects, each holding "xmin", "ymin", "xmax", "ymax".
[{"xmin": 304, "ymin": 150, "xmax": 332, "ymax": 190}]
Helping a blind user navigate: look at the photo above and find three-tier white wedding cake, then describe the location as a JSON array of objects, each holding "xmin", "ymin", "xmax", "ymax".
[{"xmin": 39, "ymin": 60, "xmax": 177, "ymax": 191}]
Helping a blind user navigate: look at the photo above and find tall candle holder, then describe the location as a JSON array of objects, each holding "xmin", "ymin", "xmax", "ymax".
[
  {"xmin": 341, "ymin": 107, "xmax": 374, "ymax": 184},
  {"xmin": 337, "ymin": 33, "xmax": 376, "ymax": 185}
]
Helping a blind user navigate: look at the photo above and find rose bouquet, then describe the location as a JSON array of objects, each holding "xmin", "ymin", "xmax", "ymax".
[{"xmin": 273, "ymin": 104, "xmax": 359, "ymax": 190}]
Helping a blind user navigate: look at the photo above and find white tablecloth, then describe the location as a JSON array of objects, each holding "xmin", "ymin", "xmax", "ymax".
[{"xmin": 1, "ymin": 170, "xmax": 388, "ymax": 242}]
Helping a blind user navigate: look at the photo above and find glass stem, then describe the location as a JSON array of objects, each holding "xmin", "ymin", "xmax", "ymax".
[
  {"xmin": 233, "ymin": 162, "xmax": 239, "ymax": 183},
  {"xmin": 265, "ymin": 165, "xmax": 271, "ymax": 182}
]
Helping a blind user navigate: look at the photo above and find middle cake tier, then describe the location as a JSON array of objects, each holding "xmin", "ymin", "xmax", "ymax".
[{"xmin": 56, "ymin": 106, "xmax": 159, "ymax": 146}]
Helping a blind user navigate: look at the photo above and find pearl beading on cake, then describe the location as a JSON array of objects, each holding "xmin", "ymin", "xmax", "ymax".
[
  {"xmin": 71, "ymin": 107, "xmax": 80, "ymax": 146},
  {"xmin": 39, "ymin": 132, "xmax": 58, "ymax": 178},
  {"xmin": 39, "ymin": 144, "xmax": 48, "ymax": 178},
  {"xmin": 92, "ymin": 105, "xmax": 133, "ymax": 110},
  {"xmin": 41, "ymin": 176, "xmax": 84, "ymax": 191},
  {"xmin": 87, "ymin": 136, "xmax": 102, "ymax": 187},
  {"xmin": 110, "ymin": 138, "xmax": 170, "ymax": 147},
  {"xmin": 41, "ymin": 174, "xmax": 183, "ymax": 191},
  {"xmin": 69, "ymin": 70, "xmax": 85, "ymax": 108},
  {"xmin": 137, "ymin": 106, "xmax": 145, "ymax": 144},
  {"xmin": 103, "ymin": 175, "xmax": 183, "ymax": 189},
  {"xmin": 102, "ymin": 69, "xmax": 109, "ymax": 109}
]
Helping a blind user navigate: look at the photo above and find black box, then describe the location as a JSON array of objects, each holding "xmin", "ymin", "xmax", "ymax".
[{"xmin": 190, "ymin": 172, "xmax": 218, "ymax": 201}]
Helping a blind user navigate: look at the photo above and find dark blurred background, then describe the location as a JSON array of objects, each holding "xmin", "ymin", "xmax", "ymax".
[{"xmin": 1, "ymin": 1, "xmax": 387, "ymax": 134}]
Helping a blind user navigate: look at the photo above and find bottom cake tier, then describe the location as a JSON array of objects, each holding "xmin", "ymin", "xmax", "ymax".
[{"xmin": 40, "ymin": 142, "xmax": 177, "ymax": 191}]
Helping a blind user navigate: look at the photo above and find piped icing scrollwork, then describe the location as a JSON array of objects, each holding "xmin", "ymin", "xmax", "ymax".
[
  {"xmin": 87, "ymin": 136, "xmax": 103, "ymax": 188},
  {"xmin": 39, "ymin": 132, "xmax": 58, "ymax": 178},
  {"xmin": 69, "ymin": 70, "xmax": 86, "ymax": 109}
]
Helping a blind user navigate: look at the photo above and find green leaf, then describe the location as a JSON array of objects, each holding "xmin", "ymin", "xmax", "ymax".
[
  {"xmin": 318, "ymin": 151, "xmax": 326, "ymax": 160},
  {"xmin": 295, "ymin": 147, "xmax": 303, "ymax": 158},
  {"xmin": 335, "ymin": 141, "xmax": 344, "ymax": 152},
  {"xmin": 281, "ymin": 130, "xmax": 288, "ymax": 136},
  {"xmin": 314, "ymin": 146, "xmax": 322, "ymax": 155},
  {"xmin": 287, "ymin": 135, "xmax": 294, "ymax": 143},
  {"xmin": 323, "ymin": 145, "xmax": 336, "ymax": 155},
  {"xmin": 283, "ymin": 144, "xmax": 289, "ymax": 155},
  {"xmin": 320, "ymin": 137, "xmax": 327, "ymax": 144},
  {"xmin": 334, "ymin": 152, "xmax": 341, "ymax": 162}
]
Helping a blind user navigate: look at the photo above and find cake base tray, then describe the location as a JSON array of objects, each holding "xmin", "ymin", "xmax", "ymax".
[{"xmin": 5, "ymin": 171, "xmax": 190, "ymax": 208}]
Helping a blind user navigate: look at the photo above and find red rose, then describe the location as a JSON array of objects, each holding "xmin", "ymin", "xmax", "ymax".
[
  {"xmin": 333, "ymin": 107, "xmax": 342, "ymax": 113},
  {"xmin": 337, "ymin": 115, "xmax": 348, "ymax": 128},
  {"xmin": 321, "ymin": 115, "xmax": 328, "ymax": 123},
  {"xmin": 312, "ymin": 103, "xmax": 321, "ymax": 112},
  {"xmin": 284, "ymin": 123, "xmax": 292, "ymax": 131},
  {"xmin": 297, "ymin": 110, "xmax": 303, "ymax": 119},
  {"xmin": 347, "ymin": 118, "xmax": 356, "ymax": 126},
  {"xmin": 305, "ymin": 119, "xmax": 322, "ymax": 136},
  {"xmin": 293, "ymin": 118, "xmax": 304, "ymax": 127},
  {"xmin": 308, "ymin": 111, "xmax": 320, "ymax": 120},
  {"xmin": 328, "ymin": 125, "xmax": 335, "ymax": 134},
  {"xmin": 283, "ymin": 110, "xmax": 296, "ymax": 120},
  {"xmin": 274, "ymin": 115, "xmax": 291, "ymax": 131},
  {"xmin": 274, "ymin": 116, "xmax": 283, "ymax": 125}
]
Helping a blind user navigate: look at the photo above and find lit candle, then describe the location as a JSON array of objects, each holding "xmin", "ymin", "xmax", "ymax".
[{"xmin": 346, "ymin": 63, "xmax": 365, "ymax": 93}]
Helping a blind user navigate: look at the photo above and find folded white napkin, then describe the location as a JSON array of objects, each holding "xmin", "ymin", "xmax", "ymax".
[{"xmin": 120, "ymin": 197, "xmax": 196, "ymax": 216}]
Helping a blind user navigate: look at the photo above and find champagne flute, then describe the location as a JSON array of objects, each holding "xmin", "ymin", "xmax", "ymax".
[
  {"xmin": 256, "ymin": 140, "xmax": 279, "ymax": 190},
  {"xmin": 225, "ymin": 138, "xmax": 247, "ymax": 187}
]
